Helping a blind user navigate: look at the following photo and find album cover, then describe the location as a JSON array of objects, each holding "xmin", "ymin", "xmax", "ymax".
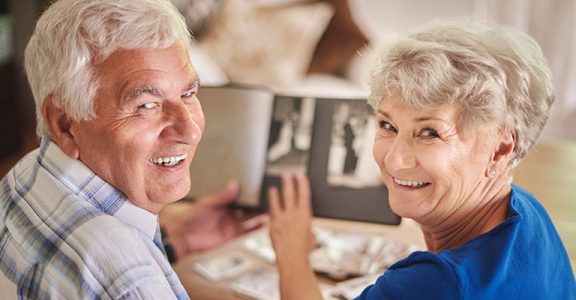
[{"xmin": 188, "ymin": 85, "xmax": 400, "ymax": 225}]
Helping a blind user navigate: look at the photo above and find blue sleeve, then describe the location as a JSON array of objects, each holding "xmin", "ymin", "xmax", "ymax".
[{"xmin": 354, "ymin": 252, "xmax": 461, "ymax": 300}]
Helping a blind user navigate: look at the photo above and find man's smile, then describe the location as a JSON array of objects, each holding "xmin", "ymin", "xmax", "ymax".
[{"xmin": 149, "ymin": 153, "xmax": 187, "ymax": 167}]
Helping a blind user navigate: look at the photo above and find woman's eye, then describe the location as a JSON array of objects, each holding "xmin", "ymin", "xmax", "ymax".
[
  {"xmin": 379, "ymin": 121, "xmax": 397, "ymax": 133},
  {"xmin": 420, "ymin": 128, "xmax": 439, "ymax": 138},
  {"xmin": 138, "ymin": 102, "xmax": 158, "ymax": 110}
]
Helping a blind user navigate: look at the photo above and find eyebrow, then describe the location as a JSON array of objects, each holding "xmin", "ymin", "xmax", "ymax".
[
  {"xmin": 377, "ymin": 109, "xmax": 449, "ymax": 123},
  {"xmin": 187, "ymin": 79, "xmax": 200, "ymax": 90},
  {"xmin": 125, "ymin": 79, "xmax": 200, "ymax": 100},
  {"xmin": 377, "ymin": 110, "xmax": 392, "ymax": 119},
  {"xmin": 414, "ymin": 116, "xmax": 449, "ymax": 123},
  {"xmin": 126, "ymin": 85, "xmax": 162, "ymax": 100}
]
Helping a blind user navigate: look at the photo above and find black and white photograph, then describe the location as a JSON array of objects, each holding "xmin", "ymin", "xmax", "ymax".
[
  {"xmin": 265, "ymin": 96, "xmax": 315, "ymax": 175},
  {"xmin": 327, "ymin": 102, "xmax": 381, "ymax": 188}
]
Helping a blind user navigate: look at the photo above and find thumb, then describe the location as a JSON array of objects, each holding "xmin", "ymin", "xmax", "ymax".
[{"xmin": 199, "ymin": 181, "xmax": 239, "ymax": 207}]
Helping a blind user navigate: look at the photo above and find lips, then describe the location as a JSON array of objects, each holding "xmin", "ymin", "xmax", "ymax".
[
  {"xmin": 393, "ymin": 177, "xmax": 430, "ymax": 188},
  {"xmin": 148, "ymin": 153, "xmax": 187, "ymax": 167}
]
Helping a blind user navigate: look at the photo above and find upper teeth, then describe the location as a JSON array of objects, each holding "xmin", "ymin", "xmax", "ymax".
[
  {"xmin": 393, "ymin": 178, "xmax": 429, "ymax": 187},
  {"xmin": 149, "ymin": 154, "xmax": 187, "ymax": 166}
]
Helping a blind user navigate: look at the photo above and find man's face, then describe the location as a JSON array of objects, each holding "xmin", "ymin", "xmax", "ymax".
[{"xmin": 69, "ymin": 43, "xmax": 204, "ymax": 213}]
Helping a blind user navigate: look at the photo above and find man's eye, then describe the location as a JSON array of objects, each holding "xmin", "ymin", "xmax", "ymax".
[
  {"xmin": 379, "ymin": 121, "xmax": 397, "ymax": 133},
  {"xmin": 181, "ymin": 90, "xmax": 196, "ymax": 98},
  {"xmin": 138, "ymin": 102, "xmax": 158, "ymax": 110},
  {"xmin": 420, "ymin": 128, "xmax": 439, "ymax": 138}
]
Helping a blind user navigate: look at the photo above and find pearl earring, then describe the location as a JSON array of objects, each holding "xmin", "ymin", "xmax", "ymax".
[{"xmin": 488, "ymin": 170, "xmax": 496, "ymax": 178}]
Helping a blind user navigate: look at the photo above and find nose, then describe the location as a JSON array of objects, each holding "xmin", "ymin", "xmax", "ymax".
[
  {"xmin": 381, "ymin": 134, "xmax": 418, "ymax": 172},
  {"xmin": 161, "ymin": 100, "xmax": 204, "ymax": 145}
]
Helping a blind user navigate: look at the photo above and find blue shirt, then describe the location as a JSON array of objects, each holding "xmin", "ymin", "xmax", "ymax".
[
  {"xmin": 356, "ymin": 185, "xmax": 576, "ymax": 299},
  {"xmin": 0, "ymin": 138, "xmax": 189, "ymax": 299}
]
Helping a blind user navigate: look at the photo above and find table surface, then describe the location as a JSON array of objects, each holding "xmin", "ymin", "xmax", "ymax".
[{"xmin": 170, "ymin": 140, "xmax": 576, "ymax": 299}]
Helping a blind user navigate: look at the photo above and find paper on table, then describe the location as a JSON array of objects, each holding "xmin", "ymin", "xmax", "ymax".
[
  {"xmin": 230, "ymin": 268, "xmax": 335, "ymax": 300},
  {"xmin": 193, "ymin": 250, "xmax": 257, "ymax": 282}
]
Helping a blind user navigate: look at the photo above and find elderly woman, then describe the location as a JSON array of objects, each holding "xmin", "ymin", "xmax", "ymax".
[
  {"xmin": 0, "ymin": 0, "xmax": 263, "ymax": 298},
  {"xmin": 269, "ymin": 19, "xmax": 576, "ymax": 299}
]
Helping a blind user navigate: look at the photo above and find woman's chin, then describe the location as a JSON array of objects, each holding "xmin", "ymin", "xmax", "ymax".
[{"xmin": 389, "ymin": 200, "xmax": 425, "ymax": 220}]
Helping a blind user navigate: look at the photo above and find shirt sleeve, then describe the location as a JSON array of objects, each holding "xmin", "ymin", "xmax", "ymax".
[
  {"xmin": 116, "ymin": 279, "xmax": 179, "ymax": 300},
  {"xmin": 355, "ymin": 252, "xmax": 461, "ymax": 300}
]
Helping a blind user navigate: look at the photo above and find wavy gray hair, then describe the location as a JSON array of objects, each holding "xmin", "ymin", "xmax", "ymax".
[
  {"xmin": 367, "ymin": 19, "xmax": 554, "ymax": 168},
  {"xmin": 25, "ymin": 0, "xmax": 192, "ymax": 138}
]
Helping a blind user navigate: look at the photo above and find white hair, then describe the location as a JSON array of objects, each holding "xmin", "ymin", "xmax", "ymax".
[
  {"xmin": 25, "ymin": 0, "xmax": 192, "ymax": 138},
  {"xmin": 367, "ymin": 18, "xmax": 555, "ymax": 168}
]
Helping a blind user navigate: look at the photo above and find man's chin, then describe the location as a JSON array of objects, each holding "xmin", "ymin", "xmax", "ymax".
[
  {"xmin": 168, "ymin": 181, "xmax": 192, "ymax": 202},
  {"xmin": 147, "ymin": 182, "xmax": 191, "ymax": 206}
]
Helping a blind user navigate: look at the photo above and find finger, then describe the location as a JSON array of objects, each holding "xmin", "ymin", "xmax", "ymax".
[
  {"xmin": 296, "ymin": 174, "xmax": 312, "ymax": 215},
  {"xmin": 268, "ymin": 186, "xmax": 281, "ymax": 220},
  {"xmin": 240, "ymin": 215, "xmax": 269, "ymax": 233},
  {"xmin": 281, "ymin": 173, "xmax": 295, "ymax": 210},
  {"xmin": 235, "ymin": 210, "xmax": 267, "ymax": 222}
]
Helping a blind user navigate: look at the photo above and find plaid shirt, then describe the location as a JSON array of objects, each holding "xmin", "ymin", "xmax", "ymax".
[{"xmin": 0, "ymin": 138, "xmax": 189, "ymax": 299}]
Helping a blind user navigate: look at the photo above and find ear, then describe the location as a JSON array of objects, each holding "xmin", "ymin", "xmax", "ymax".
[
  {"xmin": 487, "ymin": 129, "xmax": 516, "ymax": 177},
  {"xmin": 42, "ymin": 95, "xmax": 80, "ymax": 159}
]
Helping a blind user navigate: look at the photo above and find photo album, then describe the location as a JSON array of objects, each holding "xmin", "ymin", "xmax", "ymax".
[{"xmin": 188, "ymin": 85, "xmax": 399, "ymax": 224}]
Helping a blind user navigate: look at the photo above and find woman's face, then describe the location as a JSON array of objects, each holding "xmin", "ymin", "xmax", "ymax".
[{"xmin": 373, "ymin": 98, "xmax": 494, "ymax": 223}]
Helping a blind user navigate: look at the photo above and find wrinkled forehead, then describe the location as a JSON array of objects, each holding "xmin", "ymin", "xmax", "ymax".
[
  {"xmin": 92, "ymin": 42, "xmax": 195, "ymax": 78},
  {"xmin": 376, "ymin": 93, "xmax": 459, "ymax": 120},
  {"xmin": 89, "ymin": 44, "xmax": 198, "ymax": 108},
  {"xmin": 91, "ymin": 39, "xmax": 192, "ymax": 63}
]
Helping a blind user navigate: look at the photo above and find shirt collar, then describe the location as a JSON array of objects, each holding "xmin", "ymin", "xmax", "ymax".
[
  {"xmin": 40, "ymin": 138, "xmax": 158, "ymax": 240},
  {"xmin": 114, "ymin": 198, "xmax": 159, "ymax": 240}
]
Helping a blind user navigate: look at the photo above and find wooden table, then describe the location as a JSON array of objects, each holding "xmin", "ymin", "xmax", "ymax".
[
  {"xmin": 172, "ymin": 218, "xmax": 425, "ymax": 300},
  {"xmin": 170, "ymin": 140, "xmax": 576, "ymax": 299}
]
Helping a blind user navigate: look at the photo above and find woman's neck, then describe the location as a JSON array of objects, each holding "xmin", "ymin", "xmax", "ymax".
[{"xmin": 420, "ymin": 177, "xmax": 512, "ymax": 253}]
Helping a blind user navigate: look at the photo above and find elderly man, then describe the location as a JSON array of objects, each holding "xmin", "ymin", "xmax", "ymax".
[{"xmin": 0, "ymin": 0, "xmax": 261, "ymax": 298}]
